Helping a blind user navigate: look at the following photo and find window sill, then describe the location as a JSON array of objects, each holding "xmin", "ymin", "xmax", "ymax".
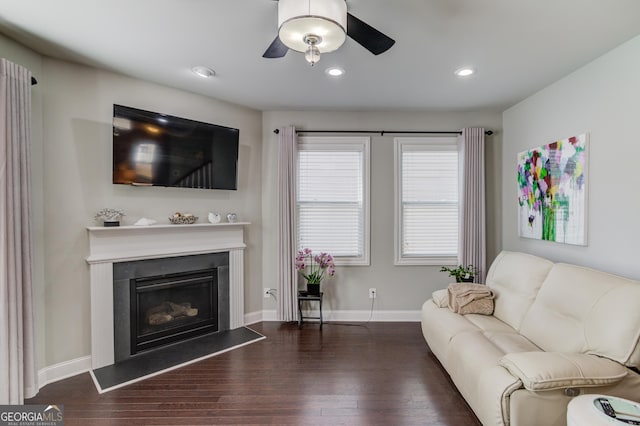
[
  {"xmin": 334, "ymin": 257, "xmax": 370, "ymax": 267},
  {"xmin": 394, "ymin": 255, "xmax": 457, "ymax": 266}
]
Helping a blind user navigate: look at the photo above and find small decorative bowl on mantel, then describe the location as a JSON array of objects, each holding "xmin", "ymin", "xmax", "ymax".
[{"xmin": 169, "ymin": 212, "xmax": 198, "ymax": 225}]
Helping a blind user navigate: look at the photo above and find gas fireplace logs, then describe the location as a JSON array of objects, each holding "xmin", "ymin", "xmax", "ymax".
[{"xmin": 146, "ymin": 302, "xmax": 199, "ymax": 325}]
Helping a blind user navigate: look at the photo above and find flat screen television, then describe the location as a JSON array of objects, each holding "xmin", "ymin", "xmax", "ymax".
[{"xmin": 112, "ymin": 104, "xmax": 239, "ymax": 190}]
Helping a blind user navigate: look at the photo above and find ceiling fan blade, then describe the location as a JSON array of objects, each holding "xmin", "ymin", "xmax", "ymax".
[
  {"xmin": 346, "ymin": 13, "xmax": 395, "ymax": 55},
  {"xmin": 263, "ymin": 36, "xmax": 288, "ymax": 58}
]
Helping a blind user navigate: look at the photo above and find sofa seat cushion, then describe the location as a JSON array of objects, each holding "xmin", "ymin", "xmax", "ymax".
[
  {"xmin": 421, "ymin": 300, "xmax": 479, "ymax": 362},
  {"xmin": 464, "ymin": 315, "xmax": 542, "ymax": 353},
  {"xmin": 484, "ymin": 332, "xmax": 541, "ymax": 354},
  {"xmin": 500, "ymin": 352, "xmax": 628, "ymax": 391},
  {"xmin": 465, "ymin": 314, "xmax": 522, "ymax": 334}
]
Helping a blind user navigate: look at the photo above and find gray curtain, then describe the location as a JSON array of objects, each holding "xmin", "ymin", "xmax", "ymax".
[
  {"xmin": 458, "ymin": 128, "xmax": 487, "ymax": 282},
  {"xmin": 276, "ymin": 126, "xmax": 298, "ymax": 321},
  {"xmin": 0, "ymin": 58, "xmax": 37, "ymax": 403}
]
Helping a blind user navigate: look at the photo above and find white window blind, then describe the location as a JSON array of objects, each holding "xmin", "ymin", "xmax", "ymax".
[
  {"xmin": 297, "ymin": 137, "xmax": 370, "ymax": 265},
  {"xmin": 395, "ymin": 138, "xmax": 459, "ymax": 265}
]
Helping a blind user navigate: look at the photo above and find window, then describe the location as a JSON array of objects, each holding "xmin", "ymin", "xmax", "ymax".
[
  {"xmin": 395, "ymin": 137, "xmax": 459, "ymax": 265},
  {"xmin": 297, "ymin": 137, "xmax": 370, "ymax": 265}
]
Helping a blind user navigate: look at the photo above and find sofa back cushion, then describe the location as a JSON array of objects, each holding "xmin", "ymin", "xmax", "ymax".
[
  {"xmin": 519, "ymin": 263, "xmax": 640, "ymax": 367},
  {"xmin": 485, "ymin": 251, "xmax": 554, "ymax": 331}
]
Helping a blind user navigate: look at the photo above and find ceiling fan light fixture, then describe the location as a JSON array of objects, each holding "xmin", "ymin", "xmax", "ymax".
[
  {"xmin": 278, "ymin": 0, "xmax": 347, "ymax": 54},
  {"xmin": 304, "ymin": 35, "xmax": 321, "ymax": 65}
]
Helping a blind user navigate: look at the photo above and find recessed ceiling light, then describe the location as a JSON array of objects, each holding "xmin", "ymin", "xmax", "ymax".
[
  {"xmin": 454, "ymin": 67, "xmax": 475, "ymax": 77},
  {"xmin": 191, "ymin": 66, "xmax": 215, "ymax": 78},
  {"xmin": 325, "ymin": 67, "xmax": 345, "ymax": 77}
]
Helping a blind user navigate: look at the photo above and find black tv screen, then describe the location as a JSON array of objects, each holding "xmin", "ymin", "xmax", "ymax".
[{"xmin": 112, "ymin": 104, "xmax": 239, "ymax": 190}]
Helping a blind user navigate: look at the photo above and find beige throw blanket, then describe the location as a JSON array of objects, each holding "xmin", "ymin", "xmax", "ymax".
[{"xmin": 447, "ymin": 283, "xmax": 495, "ymax": 315}]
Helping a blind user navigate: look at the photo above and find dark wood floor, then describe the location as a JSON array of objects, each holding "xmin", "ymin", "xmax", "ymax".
[{"xmin": 27, "ymin": 322, "xmax": 480, "ymax": 425}]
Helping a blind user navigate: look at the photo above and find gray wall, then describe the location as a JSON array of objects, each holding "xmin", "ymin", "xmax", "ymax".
[
  {"xmin": 502, "ymin": 34, "xmax": 640, "ymax": 279},
  {"xmin": 262, "ymin": 110, "xmax": 503, "ymax": 314}
]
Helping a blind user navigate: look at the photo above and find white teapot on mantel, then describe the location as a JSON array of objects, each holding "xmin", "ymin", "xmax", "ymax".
[{"xmin": 207, "ymin": 212, "xmax": 222, "ymax": 224}]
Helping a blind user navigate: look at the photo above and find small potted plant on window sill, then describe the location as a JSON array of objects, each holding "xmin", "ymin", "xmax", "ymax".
[{"xmin": 440, "ymin": 264, "xmax": 478, "ymax": 283}]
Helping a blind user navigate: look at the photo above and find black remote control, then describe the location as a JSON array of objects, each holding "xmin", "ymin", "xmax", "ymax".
[{"xmin": 597, "ymin": 398, "xmax": 617, "ymax": 418}]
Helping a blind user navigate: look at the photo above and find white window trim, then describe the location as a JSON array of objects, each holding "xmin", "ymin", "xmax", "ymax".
[
  {"xmin": 394, "ymin": 137, "xmax": 459, "ymax": 266},
  {"xmin": 297, "ymin": 136, "xmax": 371, "ymax": 266}
]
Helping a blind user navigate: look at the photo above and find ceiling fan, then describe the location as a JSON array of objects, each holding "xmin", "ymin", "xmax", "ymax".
[{"xmin": 263, "ymin": 0, "xmax": 395, "ymax": 65}]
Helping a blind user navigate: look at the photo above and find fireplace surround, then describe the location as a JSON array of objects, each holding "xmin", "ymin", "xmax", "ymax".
[
  {"xmin": 112, "ymin": 252, "xmax": 231, "ymax": 361},
  {"xmin": 86, "ymin": 223, "xmax": 248, "ymax": 369}
]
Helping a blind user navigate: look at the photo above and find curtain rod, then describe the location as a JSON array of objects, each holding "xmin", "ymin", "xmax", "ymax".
[
  {"xmin": 273, "ymin": 129, "xmax": 493, "ymax": 136},
  {"xmin": 31, "ymin": 76, "xmax": 37, "ymax": 85}
]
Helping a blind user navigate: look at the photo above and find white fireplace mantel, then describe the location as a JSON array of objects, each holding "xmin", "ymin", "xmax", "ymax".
[{"xmin": 86, "ymin": 223, "xmax": 249, "ymax": 369}]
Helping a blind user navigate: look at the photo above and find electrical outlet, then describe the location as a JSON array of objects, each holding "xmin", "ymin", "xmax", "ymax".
[
  {"xmin": 369, "ymin": 288, "xmax": 377, "ymax": 299},
  {"xmin": 264, "ymin": 288, "xmax": 272, "ymax": 298}
]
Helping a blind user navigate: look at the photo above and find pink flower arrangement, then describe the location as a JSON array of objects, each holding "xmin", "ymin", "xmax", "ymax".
[{"xmin": 295, "ymin": 248, "xmax": 336, "ymax": 284}]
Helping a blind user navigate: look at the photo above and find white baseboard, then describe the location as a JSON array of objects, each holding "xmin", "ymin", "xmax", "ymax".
[
  {"xmin": 252, "ymin": 309, "xmax": 420, "ymax": 322},
  {"xmin": 262, "ymin": 310, "xmax": 278, "ymax": 321},
  {"xmin": 324, "ymin": 309, "xmax": 421, "ymax": 322},
  {"xmin": 37, "ymin": 355, "xmax": 91, "ymax": 390},
  {"xmin": 244, "ymin": 310, "xmax": 264, "ymax": 325}
]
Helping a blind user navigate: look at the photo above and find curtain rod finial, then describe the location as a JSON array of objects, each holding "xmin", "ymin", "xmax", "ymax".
[{"xmin": 273, "ymin": 129, "xmax": 280, "ymax": 134}]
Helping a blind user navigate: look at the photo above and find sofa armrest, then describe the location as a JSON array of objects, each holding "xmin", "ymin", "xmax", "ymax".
[
  {"xmin": 500, "ymin": 352, "xmax": 628, "ymax": 391},
  {"xmin": 431, "ymin": 289, "xmax": 448, "ymax": 308}
]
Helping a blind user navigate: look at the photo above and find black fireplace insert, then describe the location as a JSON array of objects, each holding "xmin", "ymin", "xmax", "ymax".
[{"xmin": 130, "ymin": 268, "xmax": 218, "ymax": 354}]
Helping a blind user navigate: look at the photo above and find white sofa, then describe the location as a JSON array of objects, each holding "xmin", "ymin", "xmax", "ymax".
[{"xmin": 421, "ymin": 251, "xmax": 640, "ymax": 426}]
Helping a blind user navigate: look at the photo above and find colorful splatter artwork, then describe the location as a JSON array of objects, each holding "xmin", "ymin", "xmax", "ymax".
[{"xmin": 517, "ymin": 134, "xmax": 588, "ymax": 245}]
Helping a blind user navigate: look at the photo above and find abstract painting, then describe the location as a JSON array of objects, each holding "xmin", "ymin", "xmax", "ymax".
[{"xmin": 517, "ymin": 134, "xmax": 588, "ymax": 245}]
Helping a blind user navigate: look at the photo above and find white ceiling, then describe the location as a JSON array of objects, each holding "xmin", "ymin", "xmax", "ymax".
[{"xmin": 1, "ymin": 0, "xmax": 640, "ymax": 111}]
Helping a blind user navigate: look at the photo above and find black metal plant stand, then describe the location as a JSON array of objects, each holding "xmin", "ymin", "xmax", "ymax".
[{"xmin": 297, "ymin": 291, "xmax": 323, "ymax": 329}]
